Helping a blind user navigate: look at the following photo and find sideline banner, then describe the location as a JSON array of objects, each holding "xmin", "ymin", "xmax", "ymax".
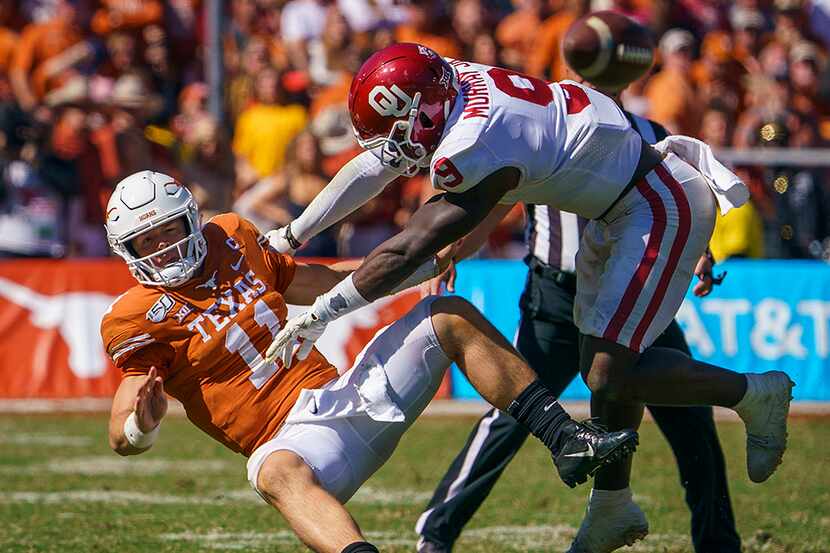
[
  {"xmin": 3, "ymin": 259, "xmax": 828, "ymax": 401},
  {"xmin": 0, "ymin": 260, "xmax": 446, "ymax": 399},
  {"xmin": 450, "ymin": 259, "xmax": 830, "ymax": 401}
]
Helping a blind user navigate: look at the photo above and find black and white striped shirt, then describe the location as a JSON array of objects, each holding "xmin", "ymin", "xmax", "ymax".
[{"xmin": 525, "ymin": 112, "xmax": 670, "ymax": 273}]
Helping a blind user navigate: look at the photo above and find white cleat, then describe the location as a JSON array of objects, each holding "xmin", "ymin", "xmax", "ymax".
[
  {"xmin": 734, "ymin": 371, "xmax": 795, "ymax": 483},
  {"xmin": 566, "ymin": 499, "xmax": 649, "ymax": 553}
]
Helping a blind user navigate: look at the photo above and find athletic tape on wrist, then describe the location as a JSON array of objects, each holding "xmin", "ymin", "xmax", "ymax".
[
  {"xmin": 312, "ymin": 274, "xmax": 370, "ymax": 323},
  {"xmin": 123, "ymin": 411, "xmax": 160, "ymax": 448}
]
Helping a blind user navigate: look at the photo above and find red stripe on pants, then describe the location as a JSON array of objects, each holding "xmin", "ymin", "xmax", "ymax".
[
  {"xmin": 628, "ymin": 165, "xmax": 693, "ymax": 351},
  {"xmin": 602, "ymin": 176, "xmax": 667, "ymax": 345}
]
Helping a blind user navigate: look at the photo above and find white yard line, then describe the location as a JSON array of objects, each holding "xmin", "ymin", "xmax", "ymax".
[
  {"xmin": 159, "ymin": 526, "xmax": 691, "ymax": 550},
  {"xmin": 2, "ymin": 489, "xmax": 689, "ymax": 550},
  {"xmin": 350, "ymin": 486, "xmax": 433, "ymax": 505},
  {"xmin": 0, "ymin": 398, "xmax": 116, "ymax": 413},
  {"xmin": 0, "ymin": 456, "xmax": 231, "ymax": 476},
  {"xmin": 2, "ymin": 490, "xmax": 242, "ymax": 505},
  {"xmin": 2, "ymin": 398, "xmax": 828, "ymax": 417},
  {"xmin": 220, "ymin": 486, "xmax": 432, "ymax": 506},
  {"xmin": 1, "ymin": 486, "xmax": 434, "ymax": 507},
  {"xmin": 0, "ymin": 434, "xmax": 93, "ymax": 446}
]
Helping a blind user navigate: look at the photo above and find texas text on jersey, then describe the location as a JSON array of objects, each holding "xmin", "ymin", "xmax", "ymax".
[{"xmin": 100, "ymin": 213, "xmax": 337, "ymax": 456}]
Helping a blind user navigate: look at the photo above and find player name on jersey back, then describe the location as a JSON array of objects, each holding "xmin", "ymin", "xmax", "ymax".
[{"xmin": 431, "ymin": 59, "xmax": 644, "ymax": 219}]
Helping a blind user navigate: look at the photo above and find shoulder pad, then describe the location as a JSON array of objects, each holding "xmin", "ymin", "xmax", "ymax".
[{"xmin": 430, "ymin": 139, "xmax": 495, "ymax": 194}]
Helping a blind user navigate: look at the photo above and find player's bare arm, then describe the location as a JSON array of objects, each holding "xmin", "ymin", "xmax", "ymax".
[
  {"xmin": 353, "ymin": 167, "xmax": 520, "ymax": 302},
  {"xmin": 282, "ymin": 260, "xmax": 363, "ymax": 305},
  {"xmin": 108, "ymin": 366, "xmax": 167, "ymax": 456},
  {"xmin": 425, "ymin": 203, "xmax": 516, "ymax": 295},
  {"xmin": 264, "ymin": 167, "xmax": 519, "ymax": 368},
  {"xmin": 451, "ymin": 203, "xmax": 516, "ymax": 262}
]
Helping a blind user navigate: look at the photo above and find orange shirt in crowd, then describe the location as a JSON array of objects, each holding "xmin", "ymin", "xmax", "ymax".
[
  {"xmin": 525, "ymin": 10, "xmax": 577, "ymax": 82},
  {"xmin": 91, "ymin": 0, "xmax": 163, "ymax": 35},
  {"xmin": 395, "ymin": 26, "xmax": 462, "ymax": 59},
  {"xmin": 645, "ymin": 67, "xmax": 702, "ymax": 136},
  {"xmin": 689, "ymin": 31, "xmax": 739, "ymax": 89},
  {"xmin": 101, "ymin": 214, "xmax": 338, "ymax": 456},
  {"xmin": 495, "ymin": 8, "xmax": 542, "ymax": 65},
  {"xmin": 0, "ymin": 27, "xmax": 17, "ymax": 73},
  {"xmin": 690, "ymin": 60, "xmax": 717, "ymax": 90},
  {"xmin": 11, "ymin": 19, "xmax": 84, "ymax": 98},
  {"xmin": 309, "ymin": 71, "xmax": 352, "ymax": 119}
]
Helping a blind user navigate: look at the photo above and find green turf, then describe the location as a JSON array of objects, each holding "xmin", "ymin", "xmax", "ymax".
[{"xmin": 0, "ymin": 413, "xmax": 827, "ymax": 552}]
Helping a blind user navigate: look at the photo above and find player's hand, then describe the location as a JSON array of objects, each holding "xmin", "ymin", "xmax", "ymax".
[
  {"xmin": 421, "ymin": 259, "xmax": 457, "ymax": 297},
  {"xmin": 435, "ymin": 242, "xmax": 459, "ymax": 274},
  {"xmin": 266, "ymin": 226, "xmax": 297, "ymax": 255},
  {"xmin": 422, "ymin": 243, "xmax": 459, "ymax": 297},
  {"xmin": 693, "ymin": 252, "xmax": 726, "ymax": 297},
  {"xmin": 133, "ymin": 367, "xmax": 167, "ymax": 433},
  {"xmin": 265, "ymin": 310, "xmax": 328, "ymax": 369}
]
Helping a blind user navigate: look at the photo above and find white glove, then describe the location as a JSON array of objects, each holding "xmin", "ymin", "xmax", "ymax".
[
  {"xmin": 265, "ymin": 274, "xmax": 369, "ymax": 368},
  {"xmin": 265, "ymin": 310, "xmax": 328, "ymax": 368},
  {"xmin": 266, "ymin": 225, "xmax": 299, "ymax": 255}
]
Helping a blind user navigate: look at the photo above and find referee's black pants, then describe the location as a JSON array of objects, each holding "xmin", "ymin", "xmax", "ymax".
[{"xmin": 417, "ymin": 267, "xmax": 742, "ymax": 553}]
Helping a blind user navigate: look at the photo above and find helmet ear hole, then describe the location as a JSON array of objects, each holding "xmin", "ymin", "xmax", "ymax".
[{"xmin": 419, "ymin": 111, "xmax": 434, "ymax": 129}]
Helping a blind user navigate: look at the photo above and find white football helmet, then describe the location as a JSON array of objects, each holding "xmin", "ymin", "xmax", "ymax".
[{"xmin": 105, "ymin": 170, "xmax": 207, "ymax": 288}]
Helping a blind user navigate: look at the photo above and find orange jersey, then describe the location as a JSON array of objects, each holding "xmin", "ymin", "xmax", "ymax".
[{"xmin": 100, "ymin": 213, "xmax": 338, "ymax": 456}]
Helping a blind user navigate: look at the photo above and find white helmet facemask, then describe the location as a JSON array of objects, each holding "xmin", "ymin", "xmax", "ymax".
[{"xmin": 105, "ymin": 171, "xmax": 207, "ymax": 288}]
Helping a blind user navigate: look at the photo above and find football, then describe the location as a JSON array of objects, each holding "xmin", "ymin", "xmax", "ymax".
[{"xmin": 563, "ymin": 11, "xmax": 655, "ymax": 92}]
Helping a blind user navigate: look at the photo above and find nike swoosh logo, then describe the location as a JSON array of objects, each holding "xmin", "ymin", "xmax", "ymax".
[
  {"xmin": 231, "ymin": 255, "xmax": 244, "ymax": 271},
  {"xmin": 543, "ymin": 401, "xmax": 557, "ymax": 412},
  {"xmin": 563, "ymin": 441, "xmax": 595, "ymax": 458}
]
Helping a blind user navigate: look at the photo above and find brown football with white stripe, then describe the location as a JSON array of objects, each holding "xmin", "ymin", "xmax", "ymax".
[{"xmin": 563, "ymin": 11, "xmax": 655, "ymax": 91}]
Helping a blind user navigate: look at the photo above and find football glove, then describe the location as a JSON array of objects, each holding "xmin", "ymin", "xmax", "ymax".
[{"xmin": 265, "ymin": 309, "xmax": 327, "ymax": 368}]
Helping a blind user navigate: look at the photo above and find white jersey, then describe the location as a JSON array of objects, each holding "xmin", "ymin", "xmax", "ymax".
[{"xmin": 431, "ymin": 59, "xmax": 643, "ymax": 219}]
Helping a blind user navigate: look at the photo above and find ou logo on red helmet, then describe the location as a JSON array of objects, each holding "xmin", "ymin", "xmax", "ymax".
[{"xmin": 368, "ymin": 84, "xmax": 414, "ymax": 117}]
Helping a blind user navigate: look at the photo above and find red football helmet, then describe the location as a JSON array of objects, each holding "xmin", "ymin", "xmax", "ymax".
[{"xmin": 348, "ymin": 43, "xmax": 458, "ymax": 176}]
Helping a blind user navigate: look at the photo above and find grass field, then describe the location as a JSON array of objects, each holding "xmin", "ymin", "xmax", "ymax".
[{"xmin": 1, "ymin": 413, "xmax": 828, "ymax": 552}]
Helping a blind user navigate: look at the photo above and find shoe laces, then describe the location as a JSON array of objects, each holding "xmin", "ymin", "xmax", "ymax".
[{"xmin": 579, "ymin": 417, "xmax": 609, "ymax": 433}]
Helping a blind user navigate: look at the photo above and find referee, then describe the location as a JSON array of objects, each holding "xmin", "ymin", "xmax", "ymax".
[{"xmin": 415, "ymin": 58, "xmax": 742, "ymax": 553}]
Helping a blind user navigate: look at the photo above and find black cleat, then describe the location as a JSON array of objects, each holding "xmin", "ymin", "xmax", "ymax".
[{"xmin": 554, "ymin": 419, "xmax": 639, "ymax": 488}]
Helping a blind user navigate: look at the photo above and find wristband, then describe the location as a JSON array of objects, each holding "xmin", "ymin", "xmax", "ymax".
[
  {"xmin": 704, "ymin": 248, "xmax": 727, "ymax": 285},
  {"xmin": 283, "ymin": 223, "xmax": 302, "ymax": 250},
  {"xmin": 705, "ymin": 248, "xmax": 716, "ymax": 265},
  {"xmin": 123, "ymin": 411, "xmax": 160, "ymax": 448}
]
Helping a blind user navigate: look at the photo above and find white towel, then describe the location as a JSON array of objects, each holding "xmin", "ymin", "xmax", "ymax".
[{"xmin": 654, "ymin": 135, "xmax": 749, "ymax": 215}]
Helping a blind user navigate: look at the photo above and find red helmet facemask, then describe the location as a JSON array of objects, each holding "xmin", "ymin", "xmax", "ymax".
[{"xmin": 349, "ymin": 43, "xmax": 458, "ymax": 176}]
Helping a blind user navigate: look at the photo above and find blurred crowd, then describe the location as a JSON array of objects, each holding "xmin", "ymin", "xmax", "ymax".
[{"xmin": 0, "ymin": 0, "xmax": 828, "ymax": 261}]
